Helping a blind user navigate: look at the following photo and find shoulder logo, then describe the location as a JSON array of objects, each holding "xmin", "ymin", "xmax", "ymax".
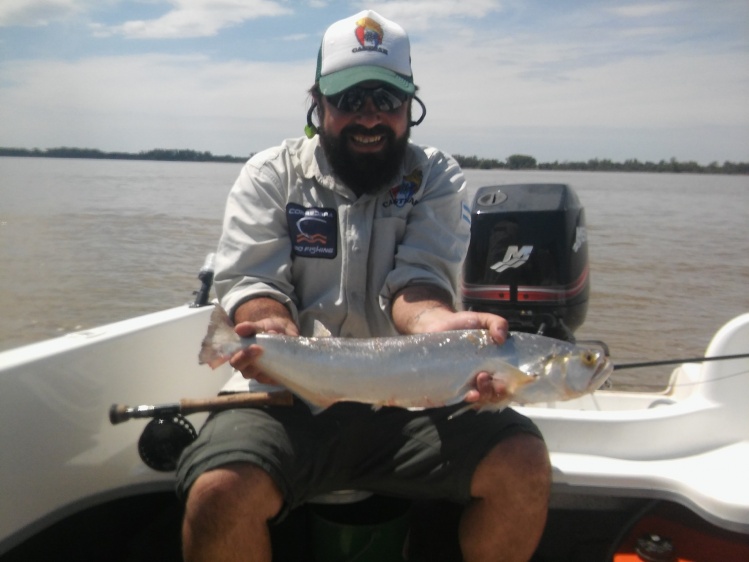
[
  {"xmin": 384, "ymin": 169, "xmax": 422, "ymax": 208},
  {"xmin": 353, "ymin": 17, "xmax": 388, "ymax": 54}
]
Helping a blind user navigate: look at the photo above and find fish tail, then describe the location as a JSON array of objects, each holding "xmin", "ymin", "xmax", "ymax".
[{"xmin": 198, "ymin": 306, "xmax": 240, "ymax": 369}]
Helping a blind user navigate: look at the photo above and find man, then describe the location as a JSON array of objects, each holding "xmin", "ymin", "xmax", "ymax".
[{"xmin": 177, "ymin": 10, "xmax": 550, "ymax": 562}]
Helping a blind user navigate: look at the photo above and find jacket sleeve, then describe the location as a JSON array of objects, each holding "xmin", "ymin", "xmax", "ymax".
[
  {"xmin": 212, "ymin": 155, "xmax": 299, "ymax": 323},
  {"xmin": 380, "ymin": 149, "xmax": 471, "ymax": 312}
]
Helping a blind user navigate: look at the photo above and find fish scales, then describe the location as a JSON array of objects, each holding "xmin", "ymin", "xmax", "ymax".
[
  {"xmin": 251, "ymin": 329, "xmax": 508, "ymax": 409},
  {"xmin": 199, "ymin": 306, "xmax": 613, "ymax": 411}
]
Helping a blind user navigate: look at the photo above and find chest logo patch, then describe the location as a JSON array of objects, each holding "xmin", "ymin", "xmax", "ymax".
[
  {"xmin": 384, "ymin": 169, "xmax": 422, "ymax": 208},
  {"xmin": 286, "ymin": 203, "xmax": 338, "ymax": 259}
]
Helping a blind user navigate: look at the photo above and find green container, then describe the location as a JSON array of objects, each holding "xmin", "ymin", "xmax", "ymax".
[{"xmin": 310, "ymin": 495, "xmax": 411, "ymax": 562}]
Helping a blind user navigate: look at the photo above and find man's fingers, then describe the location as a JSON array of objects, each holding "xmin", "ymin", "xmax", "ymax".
[
  {"xmin": 235, "ymin": 321, "xmax": 259, "ymax": 338},
  {"xmin": 230, "ymin": 345, "xmax": 265, "ymax": 379},
  {"xmin": 466, "ymin": 372, "xmax": 509, "ymax": 404}
]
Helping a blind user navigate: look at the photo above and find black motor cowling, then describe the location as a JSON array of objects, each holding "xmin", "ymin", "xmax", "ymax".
[{"xmin": 462, "ymin": 184, "xmax": 589, "ymax": 342}]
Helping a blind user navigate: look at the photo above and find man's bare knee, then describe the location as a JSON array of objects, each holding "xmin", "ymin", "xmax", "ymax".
[
  {"xmin": 185, "ymin": 462, "xmax": 283, "ymax": 526},
  {"xmin": 471, "ymin": 432, "xmax": 551, "ymax": 502},
  {"xmin": 461, "ymin": 434, "xmax": 550, "ymax": 561},
  {"xmin": 182, "ymin": 463, "xmax": 282, "ymax": 561}
]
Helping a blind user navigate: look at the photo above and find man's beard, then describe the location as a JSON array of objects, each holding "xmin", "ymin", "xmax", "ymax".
[{"xmin": 319, "ymin": 123, "xmax": 410, "ymax": 197}]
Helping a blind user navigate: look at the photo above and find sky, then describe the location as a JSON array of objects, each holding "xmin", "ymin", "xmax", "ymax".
[{"xmin": 1, "ymin": 0, "xmax": 748, "ymax": 164}]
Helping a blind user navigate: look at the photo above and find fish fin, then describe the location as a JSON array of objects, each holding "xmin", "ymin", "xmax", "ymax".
[
  {"xmin": 312, "ymin": 320, "xmax": 332, "ymax": 338},
  {"xmin": 448, "ymin": 399, "xmax": 508, "ymax": 419},
  {"xmin": 447, "ymin": 404, "xmax": 476, "ymax": 419},
  {"xmin": 305, "ymin": 402, "xmax": 328, "ymax": 415},
  {"xmin": 295, "ymin": 394, "xmax": 339, "ymax": 415},
  {"xmin": 448, "ymin": 368, "xmax": 532, "ymax": 418},
  {"xmin": 491, "ymin": 369, "xmax": 538, "ymax": 393},
  {"xmin": 370, "ymin": 402, "xmax": 393, "ymax": 412},
  {"xmin": 198, "ymin": 306, "xmax": 240, "ymax": 369},
  {"xmin": 368, "ymin": 402, "xmax": 426, "ymax": 412}
]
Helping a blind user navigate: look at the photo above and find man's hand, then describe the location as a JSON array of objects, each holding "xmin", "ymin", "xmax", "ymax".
[
  {"xmin": 442, "ymin": 314, "xmax": 510, "ymax": 406},
  {"xmin": 230, "ymin": 298, "xmax": 299, "ymax": 383},
  {"xmin": 463, "ymin": 372, "xmax": 509, "ymax": 406},
  {"xmin": 392, "ymin": 285, "xmax": 509, "ymax": 342},
  {"xmin": 421, "ymin": 309, "xmax": 509, "ymax": 345},
  {"xmin": 391, "ymin": 285, "xmax": 511, "ymax": 406}
]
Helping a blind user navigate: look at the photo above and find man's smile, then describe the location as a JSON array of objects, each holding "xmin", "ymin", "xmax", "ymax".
[
  {"xmin": 347, "ymin": 128, "xmax": 389, "ymax": 152},
  {"xmin": 352, "ymin": 133, "xmax": 384, "ymax": 145},
  {"xmin": 318, "ymin": 108, "xmax": 409, "ymax": 196}
]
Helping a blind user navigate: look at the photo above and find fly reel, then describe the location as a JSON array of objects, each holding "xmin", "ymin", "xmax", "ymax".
[
  {"xmin": 137, "ymin": 414, "xmax": 197, "ymax": 472},
  {"xmin": 110, "ymin": 390, "xmax": 293, "ymax": 470}
]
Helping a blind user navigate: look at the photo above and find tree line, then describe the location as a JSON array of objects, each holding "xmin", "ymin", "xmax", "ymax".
[
  {"xmin": 2, "ymin": 146, "xmax": 747, "ymax": 174},
  {"xmin": 0, "ymin": 147, "xmax": 247, "ymax": 163},
  {"xmin": 452, "ymin": 153, "xmax": 749, "ymax": 175}
]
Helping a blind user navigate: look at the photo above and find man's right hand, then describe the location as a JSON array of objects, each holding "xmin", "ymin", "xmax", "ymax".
[{"xmin": 230, "ymin": 299, "xmax": 299, "ymax": 382}]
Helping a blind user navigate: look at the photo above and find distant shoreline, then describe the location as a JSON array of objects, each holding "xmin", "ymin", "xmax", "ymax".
[
  {"xmin": 0, "ymin": 147, "xmax": 248, "ymax": 164},
  {"xmin": 2, "ymin": 147, "xmax": 747, "ymax": 174}
]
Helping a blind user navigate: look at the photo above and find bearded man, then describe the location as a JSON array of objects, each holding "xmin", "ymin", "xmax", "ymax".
[{"xmin": 177, "ymin": 10, "xmax": 550, "ymax": 562}]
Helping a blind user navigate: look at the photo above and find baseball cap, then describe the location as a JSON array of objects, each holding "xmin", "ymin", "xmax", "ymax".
[{"xmin": 315, "ymin": 10, "xmax": 415, "ymax": 97}]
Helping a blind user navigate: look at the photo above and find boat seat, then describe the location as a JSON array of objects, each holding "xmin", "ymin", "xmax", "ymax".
[{"xmin": 309, "ymin": 490, "xmax": 373, "ymax": 504}]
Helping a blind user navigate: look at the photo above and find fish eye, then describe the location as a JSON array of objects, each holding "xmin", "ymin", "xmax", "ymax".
[{"xmin": 581, "ymin": 350, "xmax": 598, "ymax": 367}]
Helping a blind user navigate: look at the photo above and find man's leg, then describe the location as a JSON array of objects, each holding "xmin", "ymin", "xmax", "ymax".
[
  {"xmin": 182, "ymin": 462, "xmax": 283, "ymax": 562},
  {"xmin": 460, "ymin": 433, "xmax": 551, "ymax": 562}
]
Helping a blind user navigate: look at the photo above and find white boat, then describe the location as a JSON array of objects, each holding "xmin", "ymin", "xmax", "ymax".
[
  {"xmin": 0, "ymin": 300, "xmax": 747, "ymax": 560},
  {"xmin": 1, "ymin": 182, "xmax": 747, "ymax": 560}
]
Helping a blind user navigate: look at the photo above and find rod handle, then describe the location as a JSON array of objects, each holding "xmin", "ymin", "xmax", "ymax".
[{"xmin": 109, "ymin": 390, "xmax": 294, "ymax": 425}]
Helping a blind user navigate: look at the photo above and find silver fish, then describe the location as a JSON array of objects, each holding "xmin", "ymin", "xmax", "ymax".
[{"xmin": 199, "ymin": 306, "xmax": 612, "ymax": 411}]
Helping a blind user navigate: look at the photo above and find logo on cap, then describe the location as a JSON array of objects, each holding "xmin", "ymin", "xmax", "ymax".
[{"xmin": 353, "ymin": 17, "xmax": 388, "ymax": 54}]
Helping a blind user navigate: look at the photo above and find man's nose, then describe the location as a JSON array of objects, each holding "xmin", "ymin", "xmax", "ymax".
[{"xmin": 353, "ymin": 97, "xmax": 383, "ymax": 125}]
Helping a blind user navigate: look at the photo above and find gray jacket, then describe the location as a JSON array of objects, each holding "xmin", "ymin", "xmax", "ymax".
[{"xmin": 214, "ymin": 134, "xmax": 470, "ymax": 339}]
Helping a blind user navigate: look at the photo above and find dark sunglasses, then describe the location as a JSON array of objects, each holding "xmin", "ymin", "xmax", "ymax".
[{"xmin": 326, "ymin": 85, "xmax": 410, "ymax": 113}]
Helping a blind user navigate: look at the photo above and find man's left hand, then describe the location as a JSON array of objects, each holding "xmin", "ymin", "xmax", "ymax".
[{"xmin": 464, "ymin": 372, "xmax": 509, "ymax": 405}]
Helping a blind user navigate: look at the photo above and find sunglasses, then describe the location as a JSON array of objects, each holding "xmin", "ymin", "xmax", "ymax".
[{"xmin": 326, "ymin": 85, "xmax": 410, "ymax": 113}]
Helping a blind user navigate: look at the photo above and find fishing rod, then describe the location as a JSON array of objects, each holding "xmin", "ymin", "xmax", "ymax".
[
  {"xmin": 110, "ymin": 353, "xmax": 749, "ymax": 424},
  {"xmin": 614, "ymin": 353, "xmax": 749, "ymax": 371},
  {"xmin": 109, "ymin": 389, "xmax": 294, "ymax": 425}
]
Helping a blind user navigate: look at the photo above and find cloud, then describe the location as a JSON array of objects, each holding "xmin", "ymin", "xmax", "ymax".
[
  {"xmin": 413, "ymin": 33, "xmax": 749, "ymax": 130},
  {"xmin": 281, "ymin": 33, "xmax": 311, "ymax": 42},
  {"xmin": 3, "ymin": 31, "xmax": 746, "ymax": 163},
  {"xmin": 0, "ymin": 54, "xmax": 311, "ymax": 153},
  {"xmin": 1, "ymin": 0, "xmax": 747, "ymax": 164},
  {"xmin": 0, "ymin": 0, "xmax": 86, "ymax": 26},
  {"xmin": 94, "ymin": 0, "xmax": 291, "ymax": 39},
  {"xmin": 362, "ymin": 0, "xmax": 502, "ymax": 30},
  {"xmin": 608, "ymin": 3, "xmax": 682, "ymax": 18}
]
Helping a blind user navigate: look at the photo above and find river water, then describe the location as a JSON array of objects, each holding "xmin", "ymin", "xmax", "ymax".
[{"xmin": 1, "ymin": 157, "xmax": 747, "ymax": 389}]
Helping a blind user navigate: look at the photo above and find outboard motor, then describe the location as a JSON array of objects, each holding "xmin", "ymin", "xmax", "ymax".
[{"xmin": 462, "ymin": 184, "xmax": 589, "ymax": 342}]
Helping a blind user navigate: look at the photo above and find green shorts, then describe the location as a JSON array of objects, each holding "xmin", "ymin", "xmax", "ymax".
[{"xmin": 176, "ymin": 401, "xmax": 542, "ymax": 517}]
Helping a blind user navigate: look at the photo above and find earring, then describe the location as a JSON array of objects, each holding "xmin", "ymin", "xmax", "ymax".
[
  {"xmin": 305, "ymin": 103, "xmax": 318, "ymax": 138},
  {"xmin": 409, "ymin": 96, "xmax": 427, "ymax": 127}
]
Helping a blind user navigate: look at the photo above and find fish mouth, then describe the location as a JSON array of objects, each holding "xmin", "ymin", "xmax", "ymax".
[{"xmin": 590, "ymin": 357, "xmax": 613, "ymax": 390}]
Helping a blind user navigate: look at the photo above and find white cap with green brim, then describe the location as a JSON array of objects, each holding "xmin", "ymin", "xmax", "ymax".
[{"xmin": 315, "ymin": 10, "xmax": 415, "ymax": 97}]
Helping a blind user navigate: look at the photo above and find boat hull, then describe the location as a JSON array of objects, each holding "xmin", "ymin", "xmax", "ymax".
[{"xmin": 1, "ymin": 307, "xmax": 747, "ymax": 558}]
